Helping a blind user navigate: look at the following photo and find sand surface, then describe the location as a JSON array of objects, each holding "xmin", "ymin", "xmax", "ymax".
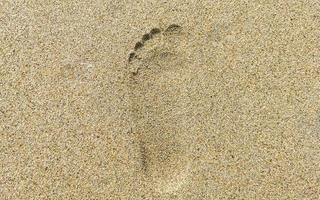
[{"xmin": 1, "ymin": 0, "xmax": 320, "ymax": 199}]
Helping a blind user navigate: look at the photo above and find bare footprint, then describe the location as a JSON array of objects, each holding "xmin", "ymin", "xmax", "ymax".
[{"xmin": 126, "ymin": 24, "xmax": 193, "ymax": 194}]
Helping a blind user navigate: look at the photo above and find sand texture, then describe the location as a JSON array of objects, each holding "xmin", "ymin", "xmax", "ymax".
[{"xmin": 1, "ymin": 0, "xmax": 320, "ymax": 199}]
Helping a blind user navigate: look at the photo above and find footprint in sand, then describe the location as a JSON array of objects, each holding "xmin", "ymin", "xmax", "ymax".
[{"xmin": 126, "ymin": 24, "xmax": 193, "ymax": 194}]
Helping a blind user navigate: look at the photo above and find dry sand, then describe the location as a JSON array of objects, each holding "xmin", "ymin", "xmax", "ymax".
[{"xmin": 1, "ymin": 0, "xmax": 320, "ymax": 199}]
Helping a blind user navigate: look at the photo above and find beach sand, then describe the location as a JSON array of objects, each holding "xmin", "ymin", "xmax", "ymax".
[{"xmin": 1, "ymin": 0, "xmax": 320, "ymax": 199}]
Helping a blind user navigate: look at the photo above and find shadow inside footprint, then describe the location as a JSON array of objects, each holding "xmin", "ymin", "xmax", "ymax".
[{"xmin": 165, "ymin": 24, "xmax": 182, "ymax": 32}]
